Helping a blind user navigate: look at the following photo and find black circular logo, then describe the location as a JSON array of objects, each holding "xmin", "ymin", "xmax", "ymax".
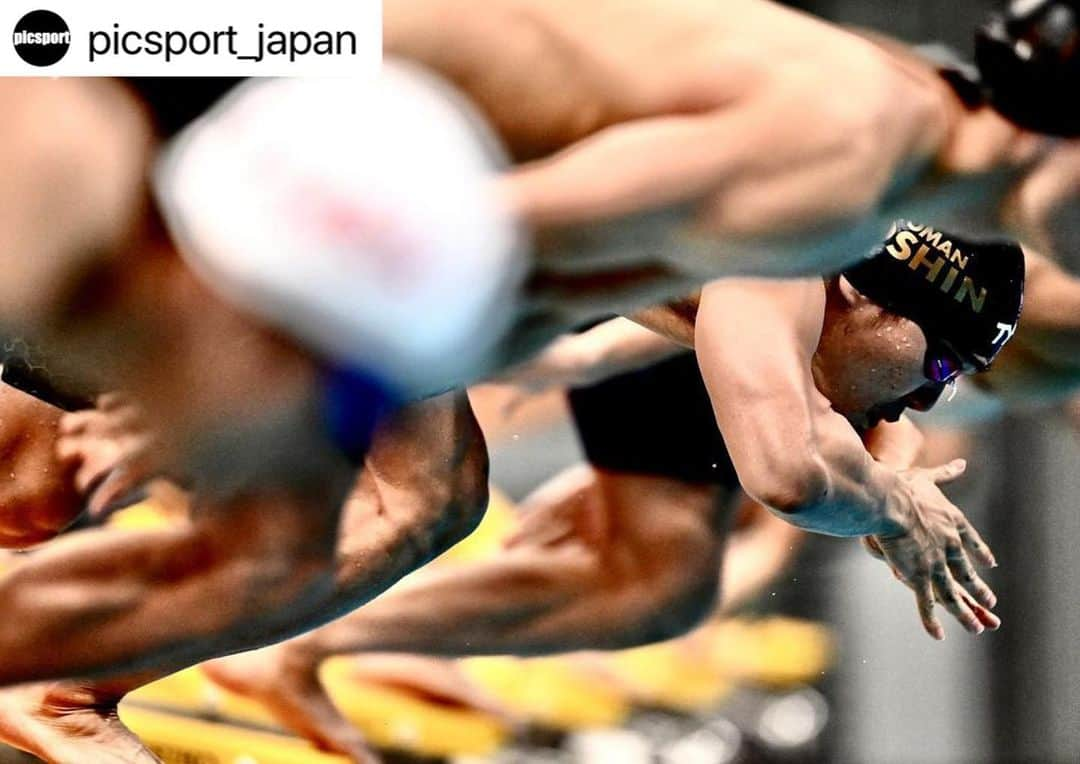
[{"xmin": 12, "ymin": 10, "xmax": 70, "ymax": 67}]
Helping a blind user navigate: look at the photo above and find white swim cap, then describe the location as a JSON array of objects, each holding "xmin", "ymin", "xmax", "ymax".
[{"xmin": 154, "ymin": 62, "xmax": 525, "ymax": 394}]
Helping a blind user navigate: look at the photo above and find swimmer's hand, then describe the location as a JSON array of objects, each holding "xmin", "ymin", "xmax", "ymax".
[
  {"xmin": 871, "ymin": 459, "xmax": 1000, "ymax": 640},
  {"xmin": 55, "ymin": 394, "xmax": 163, "ymax": 518}
]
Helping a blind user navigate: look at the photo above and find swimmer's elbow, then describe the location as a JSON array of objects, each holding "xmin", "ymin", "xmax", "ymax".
[{"xmin": 742, "ymin": 453, "xmax": 830, "ymax": 516}]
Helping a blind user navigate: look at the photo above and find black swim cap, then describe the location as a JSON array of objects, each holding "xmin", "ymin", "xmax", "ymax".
[
  {"xmin": 842, "ymin": 222, "xmax": 1025, "ymax": 371},
  {"xmin": 122, "ymin": 78, "xmax": 244, "ymax": 137},
  {"xmin": 975, "ymin": 1, "xmax": 1080, "ymax": 136}
]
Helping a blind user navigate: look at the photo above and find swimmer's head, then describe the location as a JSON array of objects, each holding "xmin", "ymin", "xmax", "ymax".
[
  {"xmin": 814, "ymin": 284, "xmax": 941, "ymax": 430},
  {"xmin": 815, "ymin": 221, "xmax": 1025, "ymax": 429},
  {"xmin": 154, "ymin": 62, "xmax": 526, "ymax": 395},
  {"xmin": 975, "ymin": 0, "xmax": 1080, "ymax": 136}
]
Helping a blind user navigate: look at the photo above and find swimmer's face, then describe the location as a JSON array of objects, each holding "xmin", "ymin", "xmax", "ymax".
[{"xmin": 815, "ymin": 279, "xmax": 942, "ymax": 430}]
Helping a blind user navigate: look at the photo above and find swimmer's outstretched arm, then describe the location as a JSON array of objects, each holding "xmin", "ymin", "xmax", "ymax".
[
  {"xmin": 496, "ymin": 316, "xmax": 682, "ymax": 393},
  {"xmin": 695, "ymin": 278, "xmax": 996, "ymax": 639},
  {"xmin": 504, "ymin": 108, "xmax": 765, "ymax": 227}
]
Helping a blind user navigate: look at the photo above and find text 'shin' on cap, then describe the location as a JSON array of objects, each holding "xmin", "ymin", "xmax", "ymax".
[{"xmin": 842, "ymin": 221, "xmax": 1025, "ymax": 371}]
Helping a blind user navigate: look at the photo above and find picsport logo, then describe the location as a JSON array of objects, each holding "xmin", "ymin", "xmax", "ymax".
[{"xmin": 12, "ymin": 10, "xmax": 70, "ymax": 67}]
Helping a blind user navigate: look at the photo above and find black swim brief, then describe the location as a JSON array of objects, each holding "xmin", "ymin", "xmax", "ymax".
[{"xmin": 567, "ymin": 352, "xmax": 739, "ymax": 487}]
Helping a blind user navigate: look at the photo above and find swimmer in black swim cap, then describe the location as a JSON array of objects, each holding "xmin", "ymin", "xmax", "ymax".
[
  {"xmin": 976, "ymin": 0, "xmax": 1080, "ymax": 136},
  {"xmin": 839, "ymin": 221, "xmax": 1025, "ymax": 425}
]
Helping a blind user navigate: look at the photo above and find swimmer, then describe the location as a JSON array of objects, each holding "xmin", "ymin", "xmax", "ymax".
[
  {"xmin": 195, "ymin": 226, "xmax": 1027, "ymax": 750},
  {"xmin": 0, "ymin": 388, "xmax": 488, "ymax": 763},
  {"xmin": 378, "ymin": 0, "xmax": 1069, "ymax": 304},
  {"xmin": 157, "ymin": 0, "xmax": 1079, "ymax": 382},
  {"xmin": 0, "ymin": 68, "xmax": 523, "ymax": 692},
  {"xmin": 0, "ymin": 22, "xmax": 1040, "ymax": 693}
]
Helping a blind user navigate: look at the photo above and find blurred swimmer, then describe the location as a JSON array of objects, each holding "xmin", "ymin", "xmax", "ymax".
[{"xmin": 158, "ymin": 0, "xmax": 1075, "ymax": 382}]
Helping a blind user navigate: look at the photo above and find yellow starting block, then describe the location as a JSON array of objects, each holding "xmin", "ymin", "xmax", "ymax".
[
  {"xmin": 708, "ymin": 617, "xmax": 835, "ymax": 687},
  {"xmin": 602, "ymin": 639, "xmax": 734, "ymax": 712},
  {"xmin": 119, "ymin": 705, "xmax": 348, "ymax": 764},
  {"xmin": 319, "ymin": 658, "xmax": 508, "ymax": 755},
  {"xmin": 461, "ymin": 656, "xmax": 630, "ymax": 730},
  {"xmin": 129, "ymin": 661, "xmax": 511, "ymax": 759}
]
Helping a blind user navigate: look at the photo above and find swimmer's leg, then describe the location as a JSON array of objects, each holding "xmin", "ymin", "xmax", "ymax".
[
  {"xmin": 204, "ymin": 390, "xmax": 492, "ymax": 757},
  {"xmin": 0, "ymin": 391, "xmax": 487, "ymax": 761},
  {"xmin": 205, "ymin": 468, "xmax": 724, "ymax": 748}
]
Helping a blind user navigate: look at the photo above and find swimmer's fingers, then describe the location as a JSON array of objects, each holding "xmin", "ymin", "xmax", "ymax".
[
  {"xmin": 946, "ymin": 543, "xmax": 997, "ymax": 610},
  {"xmin": 958, "ymin": 589, "xmax": 1002, "ymax": 631},
  {"xmin": 911, "ymin": 572, "xmax": 945, "ymax": 641},
  {"xmin": 957, "ymin": 518, "xmax": 997, "ymax": 568},
  {"xmin": 930, "ymin": 560, "xmax": 985, "ymax": 636},
  {"xmin": 57, "ymin": 409, "xmax": 96, "ymax": 436},
  {"xmin": 877, "ymin": 542, "xmax": 943, "ymax": 640},
  {"xmin": 926, "ymin": 458, "xmax": 967, "ymax": 486}
]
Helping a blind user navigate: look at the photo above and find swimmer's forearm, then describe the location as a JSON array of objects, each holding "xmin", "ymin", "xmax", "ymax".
[
  {"xmin": 769, "ymin": 435, "xmax": 905, "ymax": 537},
  {"xmin": 864, "ymin": 416, "xmax": 924, "ymax": 470},
  {"xmin": 577, "ymin": 317, "xmax": 683, "ymax": 379},
  {"xmin": 695, "ymin": 279, "xmax": 904, "ymax": 537}
]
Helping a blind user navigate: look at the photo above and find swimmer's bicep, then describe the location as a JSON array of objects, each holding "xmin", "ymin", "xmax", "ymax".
[
  {"xmin": 694, "ymin": 279, "xmax": 829, "ymax": 509},
  {"xmin": 506, "ymin": 106, "xmax": 776, "ymax": 225}
]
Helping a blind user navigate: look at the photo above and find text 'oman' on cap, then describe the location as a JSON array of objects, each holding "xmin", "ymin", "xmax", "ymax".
[{"xmin": 842, "ymin": 221, "xmax": 1025, "ymax": 371}]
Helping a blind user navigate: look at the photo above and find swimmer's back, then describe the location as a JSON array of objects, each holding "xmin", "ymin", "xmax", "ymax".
[{"xmin": 385, "ymin": 0, "xmax": 851, "ymax": 160}]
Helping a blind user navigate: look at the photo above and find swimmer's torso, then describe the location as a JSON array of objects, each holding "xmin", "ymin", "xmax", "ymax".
[
  {"xmin": 385, "ymin": 0, "xmax": 928, "ymax": 160},
  {"xmin": 385, "ymin": 0, "xmax": 755, "ymax": 159},
  {"xmin": 386, "ymin": 0, "xmax": 954, "ymax": 373}
]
